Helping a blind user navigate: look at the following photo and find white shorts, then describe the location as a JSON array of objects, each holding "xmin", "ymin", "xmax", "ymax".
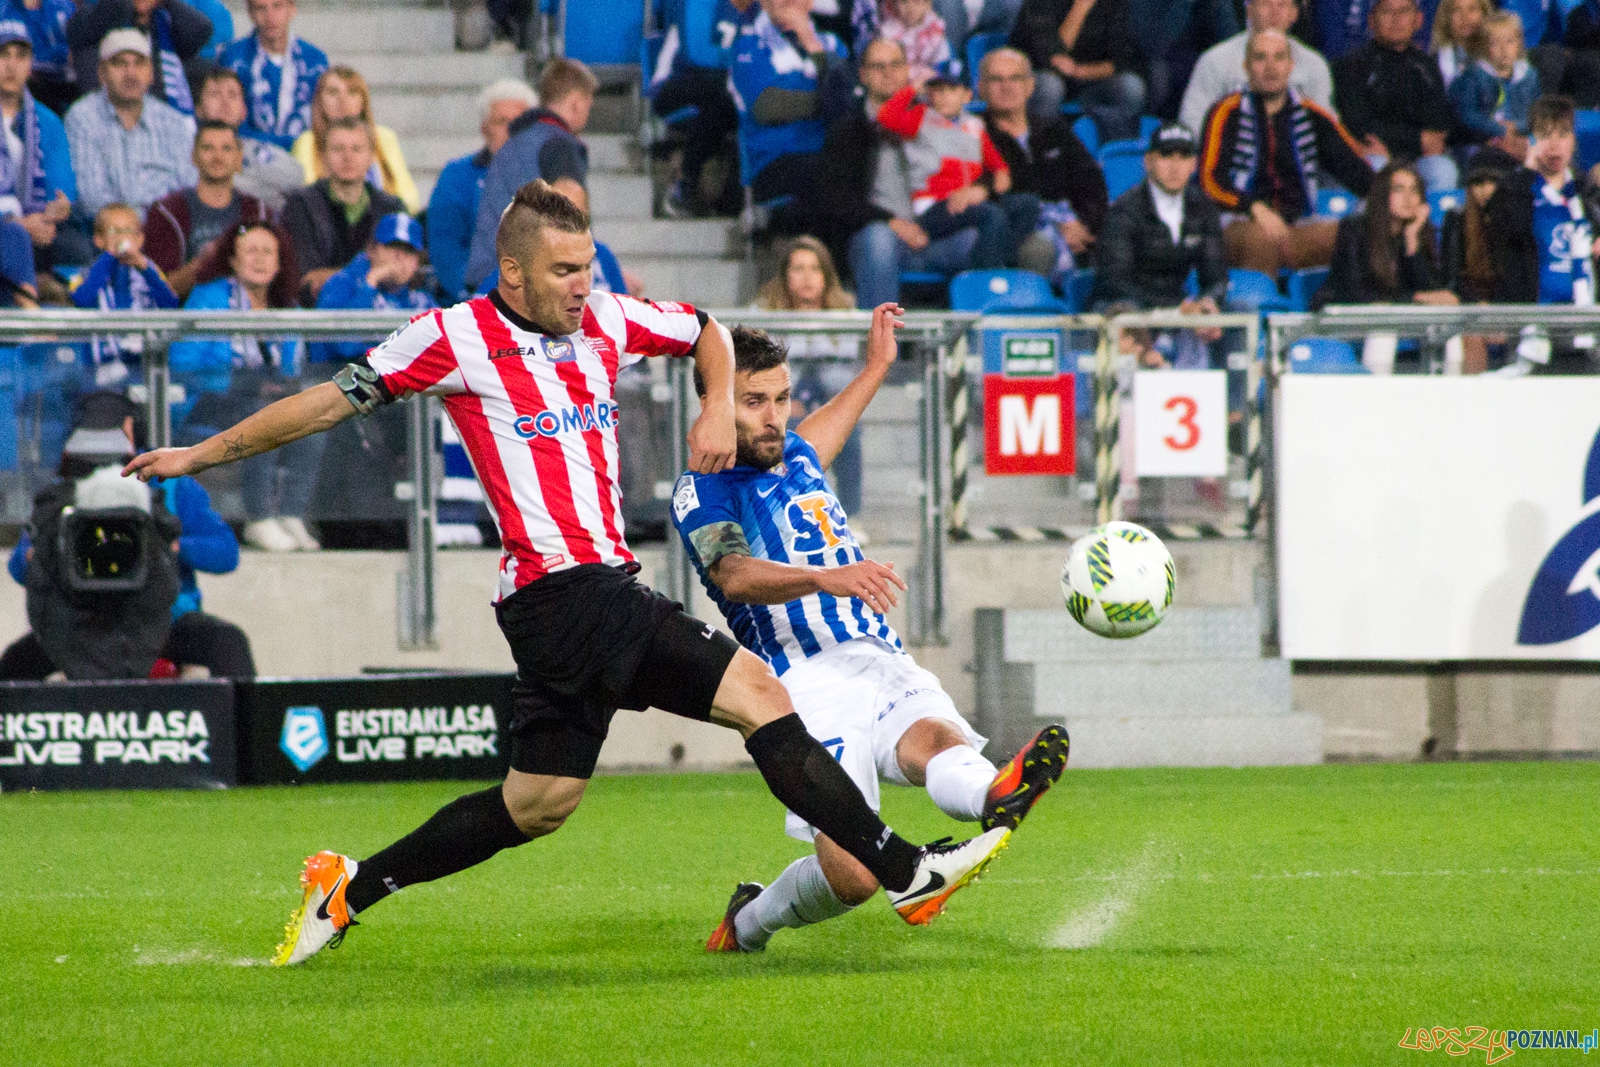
[{"xmin": 778, "ymin": 638, "xmax": 986, "ymax": 842}]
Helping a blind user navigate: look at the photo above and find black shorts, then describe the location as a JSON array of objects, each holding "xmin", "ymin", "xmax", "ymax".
[{"xmin": 494, "ymin": 563, "xmax": 740, "ymax": 780}]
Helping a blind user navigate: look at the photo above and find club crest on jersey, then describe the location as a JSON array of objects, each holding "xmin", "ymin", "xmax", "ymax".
[
  {"xmin": 513, "ymin": 401, "xmax": 616, "ymax": 439},
  {"xmin": 786, "ymin": 492, "xmax": 849, "ymax": 553}
]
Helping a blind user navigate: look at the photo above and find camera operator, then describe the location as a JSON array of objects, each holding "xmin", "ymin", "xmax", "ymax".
[{"xmin": 0, "ymin": 393, "xmax": 256, "ymax": 680}]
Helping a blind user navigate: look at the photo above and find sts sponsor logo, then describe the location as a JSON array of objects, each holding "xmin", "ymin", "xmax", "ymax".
[
  {"xmin": 786, "ymin": 492, "xmax": 850, "ymax": 554},
  {"xmin": 1520, "ymin": 424, "xmax": 1600, "ymax": 645},
  {"xmin": 280, "ymin": 706, "xmax": 330, "ymax": 772}
]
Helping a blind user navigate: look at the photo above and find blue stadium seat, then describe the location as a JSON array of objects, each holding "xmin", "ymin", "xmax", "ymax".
[
  {"xmin": 1062, "ymin": 268, "xmax": 1096, "ymax": 312},
  {"xmin": 1226, "ymin": 268, "xmax": 1292, "ymax": 312},
  {"xmin": 1072, "ymin": 114, "xmax": 1098, "ymax": 154},
  {"xmin": 1286, "ymin": 337, "xmax": 1369, "ymax": 373},
  {"xmin": 683, "ymin": 0, "xmax": 727, "ymax": 69},
  {"xmin": 965, "ymin": 32, "xmax": 1009, "ymax": 88},
  {"xmin": 1287, "ymin": 266, "xmax": 1330, "ymax": 312},
  {"xmin": 560, "ymin": 0, "xmax": 644, "ymax": 65},
  {"xmin": 1097, "ymin": 140, "xmax": 1146, "ymax": 199},
  {"xmin": 1577, "ymin": 109, "xmax": 1600, "ymax": 172},
  {"xmin": 949, "ymin": 270, "xmax": 1068, "ymax": 313},
  {"xmin": 1138, "ymin": 115, "xmax": 1162, "ymax": 143},
  {"xmin": 1316, "ymin": 187, "xmax": 1358, "ymax": 218},
  {"xmin": 1427, "ymin": 188, "xmax": 1463, "ymax": 229}
]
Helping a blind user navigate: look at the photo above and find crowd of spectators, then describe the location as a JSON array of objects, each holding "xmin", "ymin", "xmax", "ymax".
[
  {"xmin": 641, "ymin": 0, "xmax": 1600, "ymax": 377},
  {"xmin": 1, "ymin": 0, "xmax": 1596, "ymax": 550}
]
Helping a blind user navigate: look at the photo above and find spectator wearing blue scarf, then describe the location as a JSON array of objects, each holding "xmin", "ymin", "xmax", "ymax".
[
  {"xmin": 221, "ymin": 0, "xmax": 329, "ymax": 150},
  {"xmin": 66, "ymin": 0, "xmax": 213, "ymax": 116},
  {"xmin": 4, "ymin": 0, "xmax": 74, "ymax": 114},
  {"xmin": 0, "ymin": 19, "xmax": 88, "ymax": 273},
  {"xmin": 72, "ymin": 202, "xmax": 180, "ymax": 385}
]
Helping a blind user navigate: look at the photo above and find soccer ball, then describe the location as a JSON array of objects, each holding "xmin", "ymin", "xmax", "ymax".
[{"xmin": 1060, "ymin": 522, "xmax": 1175, "ymax": 639}]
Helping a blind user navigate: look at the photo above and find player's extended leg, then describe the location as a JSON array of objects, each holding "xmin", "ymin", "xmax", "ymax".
[
  {"xmin": 709, "ymin": 833, "xmax": 875, "ymax": 953},
  {"xmin": 271, "ymin": 773, "xmax": 586, "ymax": 966},
  {"xmin": 709, "ymin": 649, "xmax": 1009, "ymax": 920},
  {"xmin": 707, "ymin": 648, "xmax": 928, "ymax": 894},
  {"xmin": 894, "ymin": 718, "xmax": 999, "ymax": 822},
  {"xmin": 714, "ymin": 721, "xmax": 998, "ymax": 952}
]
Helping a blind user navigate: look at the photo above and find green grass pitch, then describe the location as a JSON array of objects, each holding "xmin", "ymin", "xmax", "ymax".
[{"xmin": 3, "ymin": 761, "xmax": 1597, "ymax": 1066}]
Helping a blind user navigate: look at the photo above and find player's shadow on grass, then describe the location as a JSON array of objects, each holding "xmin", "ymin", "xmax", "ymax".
[{"xmin": 473, "ymin": 951, "xmax": 944, "ymax": 990}]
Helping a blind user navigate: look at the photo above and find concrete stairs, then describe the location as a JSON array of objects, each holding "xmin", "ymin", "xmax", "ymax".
[
  {"xmin": 974, "ymin": 606, "xmax": 1323, "ymax": 768},
  {"xmin": 223, "ymin": 0, "xmax": 752, "ymax": 306}
]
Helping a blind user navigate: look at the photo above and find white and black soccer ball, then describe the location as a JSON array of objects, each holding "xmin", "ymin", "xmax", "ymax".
[{"xmin": 1060, "ymin": 522, "xmax": 1175, "ymax": 639}]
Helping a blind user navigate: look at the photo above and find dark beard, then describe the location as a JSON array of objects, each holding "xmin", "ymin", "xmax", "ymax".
[{"xmin": 737, "ymin": 434, "xmax": 784, "ymax": 470}]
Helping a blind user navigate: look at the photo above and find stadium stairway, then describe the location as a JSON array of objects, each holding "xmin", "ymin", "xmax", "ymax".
[
  {"xmin": 974, "ymin": 606, "xmax": 1324, "ymax": 768},
  {"xmin": 224, "ymin": 0, "xmax": 752, "ymax": 306}
]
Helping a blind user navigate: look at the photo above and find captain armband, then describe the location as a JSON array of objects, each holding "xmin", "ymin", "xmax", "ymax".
[
  {"xmin": 689, "ymin": 521, "xmax": 751, "ymax": 570},
  {"xmin": 334, "ymin": 362, "xmax": 394, "ymax": 416}
]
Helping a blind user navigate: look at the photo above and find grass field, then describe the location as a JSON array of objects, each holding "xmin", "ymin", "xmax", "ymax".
[{"xmin": 3, "ymin": 761, "xmax": 1598, "ymax": 1066}]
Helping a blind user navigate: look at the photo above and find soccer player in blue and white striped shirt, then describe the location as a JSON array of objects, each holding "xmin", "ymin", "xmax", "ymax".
[{"xmin": 673, "ymin": 304, "xmax": 1070, "ymax": 951}]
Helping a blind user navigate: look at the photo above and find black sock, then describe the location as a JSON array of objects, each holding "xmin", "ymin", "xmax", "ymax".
[
  {"xmin": 344, "ymin": 785, "xmax": 529, "ymax": 914},
  {"xmin": 745, "ymin": 714, "xmax": 920, "ymax": 892}
]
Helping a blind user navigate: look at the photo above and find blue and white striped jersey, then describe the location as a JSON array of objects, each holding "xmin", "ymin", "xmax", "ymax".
[{"xmin": 671, "ymin": 432, "xmax": 900, "ymax": 675}]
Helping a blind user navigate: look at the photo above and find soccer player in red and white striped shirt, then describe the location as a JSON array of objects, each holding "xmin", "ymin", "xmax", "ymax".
[{"xmin": 127, "ymin": 179, "xmax": 1009, "ymax": 965}]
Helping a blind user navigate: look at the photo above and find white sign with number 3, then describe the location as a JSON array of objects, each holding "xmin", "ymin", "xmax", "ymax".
[{"xmin": 1132, "ymin": 370, "xmax": 1228, "ymax": 477}]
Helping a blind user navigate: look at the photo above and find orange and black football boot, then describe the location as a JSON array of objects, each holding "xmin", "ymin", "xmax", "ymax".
[
  {"xmin": 981, "ymin": 723, "xmax": 1070, "ymax": 832},
  {"xmin": 706, "ymin": 882, "xmax": 764, "ymax": 953}
]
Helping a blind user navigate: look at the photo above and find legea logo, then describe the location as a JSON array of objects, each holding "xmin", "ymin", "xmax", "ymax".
[
  {"xmin": 280, "ymin": 706, "xmax": 329, "ymax": 772},
  {"xmin": 1518, "ymin": 427, "xmax": 1600, "ymax": 645}
]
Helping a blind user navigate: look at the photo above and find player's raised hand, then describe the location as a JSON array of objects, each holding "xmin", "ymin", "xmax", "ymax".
[
  {"xmin": 866, "ymin": 302, "xmax": 903, "ymax": 372},
  {"xmin": 123, "ymin": 447, "xmax": 200, "ymax": 482},
  {"xmin": 815, "ymin": 559, "xmax": 908, "ymax": 615},
  {"xmin": 687, "ymin": 399, "xmax": 737, "ymax": 474}
]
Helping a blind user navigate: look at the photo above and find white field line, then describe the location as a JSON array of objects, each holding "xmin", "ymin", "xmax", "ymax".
[
  {"xmin": 131, "ymin": 946, "xmax": 266, "ymax": 967},
  {"xmin": 1047, "ymin": 839, "xmax": 1164, "ymax": 950}
]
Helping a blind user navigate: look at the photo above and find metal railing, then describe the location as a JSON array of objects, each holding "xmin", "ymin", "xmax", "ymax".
[
  {"xmin": 0, "ymin": 309, "xmax": 435, "ymax": 646},
  {"xmin": 4, "ymin": 301, "xmax": 1558, "ymax": 659}
]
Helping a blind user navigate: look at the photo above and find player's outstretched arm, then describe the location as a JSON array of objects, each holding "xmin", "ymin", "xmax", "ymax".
[
  {"xmin": 796, "ymin": 302, "xmax": 902, "ymax": 469},
  {"xmin": 687, "ymin": 316, "xmax": 737, "ymax": 474},
  {"xmin": 711, "ymin": 554, "xmax": 908, "ymax": 615},
  {"xmin": 123, "ymin": 381, "xmax": 358, "ymax": 482}
]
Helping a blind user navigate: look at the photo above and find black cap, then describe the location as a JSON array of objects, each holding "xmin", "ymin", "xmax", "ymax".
[
  {"xmin": 925, "ymin": 62, "xmax": 965, "ymax": 88},
  {"xmin": 1149, "ymin": 122, "xmax": 1198, "ymax": 157}
]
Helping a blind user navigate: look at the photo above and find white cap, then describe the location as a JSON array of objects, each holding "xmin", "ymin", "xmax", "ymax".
[{"xmin": 99, "ymin": 28, "xmax": 151, "ymax": 62}]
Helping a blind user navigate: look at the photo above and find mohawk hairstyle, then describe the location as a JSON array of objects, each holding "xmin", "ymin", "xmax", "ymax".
[{"xmin": 496, "ymin": 178, "xmax": 592, "ymax": 263}]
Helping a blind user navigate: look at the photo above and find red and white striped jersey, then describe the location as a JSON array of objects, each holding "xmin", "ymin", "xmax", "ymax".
[{"xmin": 365, "ymin": 289, "xmax": 704, "ymax": 601}]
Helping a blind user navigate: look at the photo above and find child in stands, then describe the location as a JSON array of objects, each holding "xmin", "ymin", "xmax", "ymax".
[
  {"xmin": 876, "ymin": 70, "xmax": 1036, "ymax": 269},
  {"xmin": 73, "ymin": 202, "xmax": 180, "ymax": 386}
]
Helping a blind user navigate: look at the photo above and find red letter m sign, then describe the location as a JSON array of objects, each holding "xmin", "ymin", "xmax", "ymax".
[{"xmin": 982, "ymin": 374, "xmax": 1074, "ymax": 475}]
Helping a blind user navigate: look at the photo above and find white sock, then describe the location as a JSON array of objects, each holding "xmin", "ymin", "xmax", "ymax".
[
  {"xmin": 924, "ymin": 744, "xmax": 995, "ymax": 822},
  {"xmin": 733, "ymin": 854, "xmax": 855, "ymax": 951}
]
